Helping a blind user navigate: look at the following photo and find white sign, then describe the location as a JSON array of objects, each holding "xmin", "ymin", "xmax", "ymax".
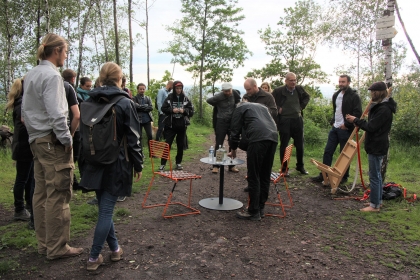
[
  {"xmin": 376, "ymin": 15, "xmax": 395, "ymax": 29},
  {"xmin": 376, "ymin": 27, "xmax": 398, "ymax": 40}
]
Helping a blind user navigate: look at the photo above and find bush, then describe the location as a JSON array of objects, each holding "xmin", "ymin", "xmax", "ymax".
[
  {"xmin": 304, "ymin": 117, "xmax": 323, "ymax": 145},
  {"xmin": 305, "ymin": 96, "xmax": 333, "ymax": 129},
  {"xmin": 392, "ymin": 84, "xmax": 420, "ymax": 145}
]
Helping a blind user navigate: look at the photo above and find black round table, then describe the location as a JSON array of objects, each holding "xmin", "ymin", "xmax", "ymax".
[{"xmin": 199, "ymin": 157, "xmax": 245, "ymax": 210}]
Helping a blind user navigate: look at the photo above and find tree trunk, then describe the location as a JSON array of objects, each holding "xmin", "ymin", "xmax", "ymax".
[
  {"xmin": 395, "ymin": 0, "xmax": 420, "ymax": 65},
  {"xmin": 97, "ymin": 0, "xmax": 108, "ymax": 61},
  {"xmin": 198, "ymin": 3, "xmax": 208, "ymax": 120},
  {"xmin": 128, "ymin": 0, "xmax": 133, "ymax": 84},
  {"xmin": 36, "ymin": 0, "xmax": 42, "ymax": 66},
  {"xmin": 4, "ymin": 0, "xmax": 12, "ymax": 95},
  {"xmin": 44, "ymin": 0, "xmax": 49, "ymax": 33},
  {"xmin": 76, "ymin": 0, "xmax": 94, "ymax": 87},
  {"xmin": 145, "ymin": 0, "xmax": 150, "ymax": 88},
  {"xmin": 113, "ymin": 0, "xmax": 120, "ymax": 65},
  {"xmin": 380, "ymin": 0, "xmax": 395, "ymax": 183}
]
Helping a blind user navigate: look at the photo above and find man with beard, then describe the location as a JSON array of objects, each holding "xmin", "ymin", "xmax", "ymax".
[{"xmin": 311, "ymin": 75, "xmax": 362, "ymax": 184}]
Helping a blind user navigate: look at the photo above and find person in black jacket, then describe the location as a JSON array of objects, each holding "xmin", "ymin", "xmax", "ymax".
[
  {"xmin": 207, "ymin": 82, "xmax": 241, "ymax": 174},
  {"xmin": 6, "ymin": 78, "xmax": 34, "ymax": 224},
  {"xmin": 272, "ymin": 72, "xmax": 310, "ymax": 175},
  {"xmin": 230, "ymin": 96, "xmax": 278, "ymax": 221},
  {"xmin": 346, "ymin": 81, "xmax": 397, "ymax": 212},
  {"xmin": 159, "ymin": 80, "xmax": 193, "ymax": 171},
  {"xmin": 133, "ymin": 83, "xmax": 154, "ymax": 157},
  {"xmin": 312, "ymin": 75, "xmax": 362, "ymax": 183},
  {"xmin": 80, "ymin": 62, "xmax": 143, "ymax": 271}
]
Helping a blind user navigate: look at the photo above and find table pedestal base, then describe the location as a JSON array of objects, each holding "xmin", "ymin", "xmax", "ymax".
[{"xmin": 199, "ymin": 197, "xmax": 243, "ymax": 210}]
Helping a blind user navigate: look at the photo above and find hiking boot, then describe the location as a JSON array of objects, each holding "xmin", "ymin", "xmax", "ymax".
[
  {"xmin": 87, "ymin": 197, "xmax": 98, "ymax": 205},
  {"xmin": 176, "ymin": 164, "xmax": 183, "ymax": 170},
  {"xmin": 158, "ymin": 165, "xmax": 165, "ymax": 171},
  {"xmin": 229, "ymin": 167, "xmax": 239, "ymax": 173},
  {"xmin": 236, "ymin": 210, "xmax": 261, "ymax": 221},
  {"xmin": 311, "ymin": 174, "xmax": 324, "ymax": 183},
  {"xmin": 117, "ymin": 196, "xmax": 126, "ymax": 202},
  {"xmin": 212, "ymin": 167, "xmax": 219, "ymax": 174},
  {"xmin": 48, "ymin": 247, "xmax": 84, "ymax": 260},
  {"xmin": 87, "ymin": 254, "xmax": 103, "ymax": 271},
  {"xmin": 14, "ymin": 209, "xmax": 31, "ymax": 221},
  {"xmin": 110, "ymin": 246, "xmax": 123, "ymax": 262}
]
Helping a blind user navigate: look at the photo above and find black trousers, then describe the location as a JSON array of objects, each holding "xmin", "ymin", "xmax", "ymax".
[
  {"xmin": 140, "ymin": 121, "xmax": 153, "ymax": 156},
  {"xmin": 161, "ymin": 126, "xmax": 186, "ymax": 166},
  {"xmin": 155, "ymin": 114, "xmax": 165, "ymax": 141},
  {"xmin": 278, "ymin": 116, "xmax": 304, "ymax": 170},
  {"xmin": 213, "ymin": 118, "xmax": 234, "ymax": 168},
  {"xmin": 247, "ymin": 140, "xmax": 277, "ymax": 214}
]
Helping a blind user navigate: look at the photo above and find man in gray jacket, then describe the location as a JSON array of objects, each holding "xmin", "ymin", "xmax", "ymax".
[
  {"xmin": 22, "ymin": 33, "xmax": 83, "ymax": 260},
  {"xmin": 230, "ymin": 96, "xmax": 278, "ymax": 221},
  {"xmin": 206, "ymin": 82, "xmax": 240, "ymax": 173}
]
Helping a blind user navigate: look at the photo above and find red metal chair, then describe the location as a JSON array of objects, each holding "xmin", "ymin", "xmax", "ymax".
[
  {"xmin": 142, "ymin": 140, "xmax": 201, "ymax": 218},
  {"xmin": 265, "ymin": 144, "xmax": 294, "ymax": 218}
]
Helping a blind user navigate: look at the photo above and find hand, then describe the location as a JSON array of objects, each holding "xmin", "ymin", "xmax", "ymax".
[
  {"xmin": 173, "ymin": 108, "xmax": 178, "ymax": 113},
  {"xmin": 345, "ymin": 114, "xmax": 356, "ymax": 123},
  {"xmin": 179, "ymin": 108, "xmax": 184, "ymax": 113},
  {"xmin": 340, "ymin": 124, "xmax": 348, "ymax": 130},
  {"xmin": 65, "ymin": 145, "xmax": 73, "ymax": 154},
  {"xmin": 134, "ymin": 171, "xmax": 142, "ymax": 182},
  {"xmin": 278, "ymin": 107, "xmax": 283, "ymax": 114}
]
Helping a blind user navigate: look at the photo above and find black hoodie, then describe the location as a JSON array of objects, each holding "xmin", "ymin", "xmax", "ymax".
[
  {"xmin": 354, "ymin": 98, "xmax": 397, "ymax": 155},
  {"xmin": 161, "ymin": 80, "xmax": 194, "ymax": 129}
]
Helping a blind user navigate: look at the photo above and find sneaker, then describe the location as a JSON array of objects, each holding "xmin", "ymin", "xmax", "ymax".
[
  {"xmin": 158, "ymin": 165, "xmax": 165, "ymax": 171},
  {"xmin": 87, "ymin": 254, "xmax": 104, "ymax": 271},
  {"xmin": 87, "ymin": 197, "xmax": 98, "ymax": 205},
  {"xmin": 236, "ymin": 210, "xmax": 261, "ymax": 221},
  {"xmin": 229, "ymin": 167, "xmax": 239, "ymax": 173},
  {"xmin": 110, "ymin": 246, "xmax": 123, "ymax": 261},
  {"xmin": 14, "ymin": 209, "xmax": 31, "ymax": 221},
  {"xmin": 311, "ymin": 174, "xmax": 324, "ymax": 183},
  {"xmin": 212, "ymin": 167, "xmax": 219, "ymax": 174},
  {"xmin": 117, "ymin": 196, "xmax": 126, "ymax": 202},
  {"xmin": 176, "ymin": 164, "xmax": 183, "ymax": 170}
]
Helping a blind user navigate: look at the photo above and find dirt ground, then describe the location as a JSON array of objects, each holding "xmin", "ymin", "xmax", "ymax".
[{"xmin": 1, "ymin": 146, "xmax": 419, "ymax": 280}]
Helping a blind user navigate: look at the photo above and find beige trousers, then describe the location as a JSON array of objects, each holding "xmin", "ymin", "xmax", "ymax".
[{"xmin": 30, "ymin": 134, "xmax": 74, "ymax": 258}]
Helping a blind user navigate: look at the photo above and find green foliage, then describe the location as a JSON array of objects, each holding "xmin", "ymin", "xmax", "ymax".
[
  {"xmin": 0, "ymin": 259, "xmax": 19, "ymax": 274},
  {"xmin": 161, "ymin": 0, "xmax": 251, "ymax": 119},
  {"xmin": 185, "ymin": 85, "xmax": 213, "ymax": 127},
  {"xmin": 303, "ymin": 118, "xmax": 323, "ymax": 145},
  {"xmin": 247, "ymin": 0, "xmax": 330, "ymax": 85},
  {"xmin": 305, "ymin": 96, "xmax": 333, "ymax": 129},
  {"xmin": 392, "ymin": 80, "xmax": 420, "ymax": 144}
]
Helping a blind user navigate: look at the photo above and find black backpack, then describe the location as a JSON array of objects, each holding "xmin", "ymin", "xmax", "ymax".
[{"xmin": 80, "ymin": 95, "xmax": 126, "ymax": 165}]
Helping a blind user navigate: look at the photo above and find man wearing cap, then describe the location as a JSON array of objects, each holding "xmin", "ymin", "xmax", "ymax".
[
  {"xmin": 312, "ymin": 75, "xmax": 362, "ymax": 184},
  {"xmin": 206, "ymin": 82, "xmax": 241, "ymax": 173}
]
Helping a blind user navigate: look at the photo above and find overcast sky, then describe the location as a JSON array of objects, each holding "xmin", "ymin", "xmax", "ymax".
[{"xmin": 129, "ymin": 0, "xmax": 419, "ymax": 96}]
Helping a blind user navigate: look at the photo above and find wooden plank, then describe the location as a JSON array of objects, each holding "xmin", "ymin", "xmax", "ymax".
[{"xmin": 376, "ymin": 15, "xmax": 395, "ymax": 28}]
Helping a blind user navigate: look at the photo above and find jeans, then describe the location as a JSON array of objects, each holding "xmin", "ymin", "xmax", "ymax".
[
  {"xmin": 368, "ymin": 154, "xmax": 384, "ymax": 208},
  {"xmin": 13, "ymin": 160, "xmax": 34, "ymax": 212},
  {"xmin": 90, "ymin": 190, "xmax": 119, "ymax": 259},
  {"xmin": 322, "ymin": 127, "xmax": 352, "ymax": 179},
  {"xmin": 247, "ymin": 140, "xmax": 277, "ymax": 214},
  {"xmin": 155, "ymin": 114, "xmax": 166, "ymax": 141}
]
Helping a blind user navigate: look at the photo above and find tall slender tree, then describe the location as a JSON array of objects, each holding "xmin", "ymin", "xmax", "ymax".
[{"xmin": 162, "ymin": 0, "xmax": 251, "ymax": 119}]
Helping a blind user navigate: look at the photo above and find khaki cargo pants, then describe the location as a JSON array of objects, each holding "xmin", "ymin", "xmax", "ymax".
[{"xmin": 30, "ymin": 134, "xmax": 75, "ymax": 258}]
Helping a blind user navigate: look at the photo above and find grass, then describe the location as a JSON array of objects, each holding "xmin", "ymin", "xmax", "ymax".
[{"xmin": 1, "ymin": 123, "xmax": 420, "ymax": 275}]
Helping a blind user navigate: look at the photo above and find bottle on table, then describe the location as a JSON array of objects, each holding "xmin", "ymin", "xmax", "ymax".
[
  {"xmin": 215, "ymin": 145, "xmax": 224, "ymax": 163},
  {"xmin": 208, "ymin": 146, "xmax": 214, "ymax": 162}
]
